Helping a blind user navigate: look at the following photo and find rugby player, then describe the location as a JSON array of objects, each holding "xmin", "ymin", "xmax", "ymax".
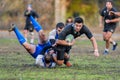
[{"xmin": 100, "ymin": 0, "xmax": 119, "ymax": 54}]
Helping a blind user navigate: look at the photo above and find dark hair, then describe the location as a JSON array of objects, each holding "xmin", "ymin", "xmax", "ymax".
[
  {"xmin": 74, "ymin": 17, "xmax": 83, "ymax": 23},
  {"xmin": 66, "ymin": 17, "xmax": 73, "ymax": 23},
  {"xmin": 56, "ymin": 22, "xmax": 65, "ymax": 29},
  {"xmin": 44, "ymin": 53, "xmax": 52, "ymax": 63},
  {"xmin": 106, "ymin": 0, "xmax": 113, "ymax": 5}
]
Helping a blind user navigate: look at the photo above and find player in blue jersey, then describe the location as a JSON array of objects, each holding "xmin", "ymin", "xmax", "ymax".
[{"xmin": 8, "ymin": 15, "xmax": 56, "ymax": 68}]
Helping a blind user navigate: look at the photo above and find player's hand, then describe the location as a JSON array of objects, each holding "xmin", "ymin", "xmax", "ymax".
[
  {"xmin": 68, "ymin": 39, "xmax": 75, "ymax": 46},
  {"xmin": 94, "ymin": 50, "xmax": 99, "ymax": 57},
  {"xmin": 109, "ymin": 11, "xmax": 115, "ymax": 15},
  {"xmin": 105, "ymin": 19, "xmax": 111, "ymax": 23},
  {"xmin": 52, "ymin": 43, "xmax": 57, "ymax": 47}
]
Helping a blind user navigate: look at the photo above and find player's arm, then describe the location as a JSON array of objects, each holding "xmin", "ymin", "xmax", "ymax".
[
  {"xmin": 110, "ymin": 11, "xmax": 120, "ymax": 16},
  {"xmin": 84, "ymin": 26, "xmax": 99, "ymax": 57},
  {"xmin": 99, "ymin": 16, "xmax": 104, "ymax": 27},
  {"xmin": 90, "ymin": 37, "xmax": 99, "ymax": 57},
  {"xmin": 105, "ymin": 18, "xmax": 120, "ymax": 23},
  {"xmin": 114, "ymin": 12, "xmax": 120, "ymax": 16},
  {"xmin": 34, "ymin": 11, "xmax": 39, "ymax": 20},
  {"xmin": 56, "ymin": 39, "xmax": 74, "ymax": 46},
  {"xmin": 56, "ymin": 25, "xmax": 74, "ymax": 46}
]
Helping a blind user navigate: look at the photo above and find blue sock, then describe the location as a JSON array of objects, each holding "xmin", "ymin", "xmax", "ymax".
[
  {"xmin": 14, "ymin": 27, "xmax": 26, "ymax": 45},
  {"xmin": 30, "ymin": 16, "xmax": 42, "ymax": 32}
]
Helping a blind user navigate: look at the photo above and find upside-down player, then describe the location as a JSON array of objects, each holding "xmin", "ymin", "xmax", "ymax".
[{"xmin": 8, "ymin": 16, "xmax": 56, "ymax": 68}]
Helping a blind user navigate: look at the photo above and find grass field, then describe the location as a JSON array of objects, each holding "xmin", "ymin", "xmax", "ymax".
[{"xmin": 0, "ymin": 37, "xmax": 120, "ymax": 80}]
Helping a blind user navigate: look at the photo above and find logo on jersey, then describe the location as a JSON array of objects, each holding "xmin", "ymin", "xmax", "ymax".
[{"xmin": 110, "ymin": 29, "xmax": 114, "ymax": 33}]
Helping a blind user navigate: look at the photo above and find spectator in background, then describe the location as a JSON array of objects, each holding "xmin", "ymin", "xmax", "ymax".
[
  {"xmin": 65, "ymin": 17, "xmax": 73, "ymax": 26},
  {"xmin": 24, "ymin": 4, "xmax": 39, "ymax": 44},
  {"xmin": 99, "ymin": 0, "xmax": 119, "ymax": 55}
]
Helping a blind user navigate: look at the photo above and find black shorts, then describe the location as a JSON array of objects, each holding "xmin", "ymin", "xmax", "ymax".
[
  {"xmin": 24, "ymin": 24, "xmax": 34, "ymax": 32},
  {"xmin": 103, "ymin": 25, "xmax": 116, "ymax": 33},
  {"xmin": 56, "ymin": 45, "xmax": 71, "ymax": 60}
]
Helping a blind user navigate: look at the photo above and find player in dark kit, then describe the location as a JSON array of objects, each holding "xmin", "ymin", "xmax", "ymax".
[
  {"xmin": 24, "ymin": 4, "xmax": 39, "ymax": 44},
  {"xmin": 55, "ymin": 17, "xmax": 99, "ymax": 66},
  {"xmin": 100, "ymin": 0, "xmax": 119, "ymax": 54}
]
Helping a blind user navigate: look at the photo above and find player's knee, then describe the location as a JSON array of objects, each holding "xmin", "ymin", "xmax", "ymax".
[{"xmin": 24, "ymin": 30, "xmax": 28, "ymax": 34}]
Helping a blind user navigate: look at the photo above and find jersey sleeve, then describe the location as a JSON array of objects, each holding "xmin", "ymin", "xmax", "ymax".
[
  {"xmin": 82, "ymin": 26, "xmax": 93, "ymax": 39},
  {"xmin": 48, "ymin": 29, "xmax": 56, "ymax": 40},
  {"xmin": 100, "ymin": 8, "xmax": 105, "ymax": 17},
  {"xmin": 32, "ymin": 10, "xmax": 39, "ymax": 18},
  {"xmin": 58, "ymin": 25, "xmax": 72, "ymax": 40}
]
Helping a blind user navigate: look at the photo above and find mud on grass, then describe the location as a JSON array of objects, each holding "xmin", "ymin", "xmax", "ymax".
[{"xmin": 0, "ymin": 38, "xmax": 120, "ymax": 80}]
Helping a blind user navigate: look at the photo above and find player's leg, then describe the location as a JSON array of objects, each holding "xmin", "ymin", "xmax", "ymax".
[
  {"xmin": 29, "ymin": 25, "xmax": 35, "ymax": 44},
  {"xmin": 103, "ymin": 32, "xmax": 109, "ymax": 54},
  {"xmin": 29, "ymin": 16, "xmax": 47, "ymax": 44},
  {"xmin": 8, "ymin": 24, "xmax": 35, "ymax": 54},
  {"xmin": 64, "ymin": 53, "xmax": 72, "ymax": 67},
  {"xmin": 64, "ymin": 46, "xmax": 72, "ymax": 67},
  {"xmin": 109, "ymin": 27, "xmax": 118, "ymax": 50},
  {"xmin": 103, "ymin": 31, "xmax": 112, "ymax": 54},
  {"xmin": 23, "ymin": 25, "xmax": 29, "ymax": 42},
  {"xmin": 55, "ymin": 46, "xmax": 66, "ymax": 66},
  {"xmin": 30, "ymin": 32, "xmax": 34, "ymax": 44},
  {"xmin": 110, "ymin": 38, "xmax": 118, "ymax": 50}
]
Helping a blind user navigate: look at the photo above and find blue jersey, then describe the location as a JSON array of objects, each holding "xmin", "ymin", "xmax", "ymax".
[{"xmin": 31, "ymin": 41, "xmax": 52, "ymax": 58}]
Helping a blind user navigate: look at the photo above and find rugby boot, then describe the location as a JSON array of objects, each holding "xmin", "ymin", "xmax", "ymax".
[
  {"xmin": 112, "ymin": 43, "xmax": 118, "ymax": 51},
  {"xmin": 8, "ymin": 24, "xmax": 15, "ymax": 32},
  {"xmin": 65, "ymin": 61, "xmax": 72, "ymax": 67},
  {"xmin": 103, "ymin": 50, "xmax": 109, "ymax": 55}
]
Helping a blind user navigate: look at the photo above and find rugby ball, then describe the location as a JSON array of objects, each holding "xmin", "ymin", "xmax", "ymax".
[{"xmin": 65, "ymin": 34, "xmax": 74, "ymax": 43}]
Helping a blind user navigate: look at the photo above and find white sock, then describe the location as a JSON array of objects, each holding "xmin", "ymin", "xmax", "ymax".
[
  {"xmin": 25, "ymin": 38, "xmax": 27, "ymax": 42},
  {"xmin": 112, "ymin": 41, "xmax": 116, "ymax": 45},
  {"xmin": 105, "ymin": 48, "xmax": 109, "ymax": 52},
  {"xmin": 30, "ymin": 39, "xmax": 34, "ymax": 44}
]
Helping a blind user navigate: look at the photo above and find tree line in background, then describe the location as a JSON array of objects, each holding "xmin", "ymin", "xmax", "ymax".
[{"xmin": 0, "ymin": 0, "xmax": 120, "ymax": 30}]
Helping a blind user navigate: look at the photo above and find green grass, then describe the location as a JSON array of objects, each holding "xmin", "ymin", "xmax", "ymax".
[{"xmin": 0, "ymin": 38, "xmax": 120, "ymax": 80}]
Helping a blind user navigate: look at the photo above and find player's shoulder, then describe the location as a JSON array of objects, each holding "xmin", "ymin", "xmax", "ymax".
[
  {"xmin": 49, "ymin": 29, "xmax": 56, "ymax": 34},
  {"xmin": 112, "ymin": 7, "xmax": 118, "ymax": 12}
]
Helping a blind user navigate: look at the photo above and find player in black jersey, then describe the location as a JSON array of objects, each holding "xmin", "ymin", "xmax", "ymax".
[
  {"xmin": 100, "ymin": 0, "xmax": 119, "ymax": 54},
  {"xmin": 54, "ymin": 17, "xmax": 99, "ymax": 66}
]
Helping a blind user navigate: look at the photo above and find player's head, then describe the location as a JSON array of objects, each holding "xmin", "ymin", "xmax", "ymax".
[
  {"xmin": 44, "ymin": 53, "xmax": 52, "ymax": 63},
  {"xmin": 74, "ymin": 17, "xmax": 83, "ymax": 32},
  {"xmin": 27, "ymin": 4, "xmax": 32, "ymax": 11},
  {"xmin": 44, "ymin": 48, "xmax": 56, "ymax": 63},
  {"xmin": 56, "ymin": 22, "xmax": 65, "ymax": 34},
  {"xmin": 66, "ymin": 17, "xmax": 73, "ymax": 25},
  {"xmin": 106, "ymin": 0, "xmax": 113, "ymax": 10}
]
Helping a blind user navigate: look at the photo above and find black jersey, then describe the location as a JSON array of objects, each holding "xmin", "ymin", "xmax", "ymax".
[
  {"xmin": 100, "ymin": 7, "xmax": 118, "ymax": 27},
  {"xmin": 24, "ymin": 10, "xmax": 39, "ymax": 25},
  {"xmin": 58, "ymin": 24, "xmax": 93, "ymax": 40}
]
